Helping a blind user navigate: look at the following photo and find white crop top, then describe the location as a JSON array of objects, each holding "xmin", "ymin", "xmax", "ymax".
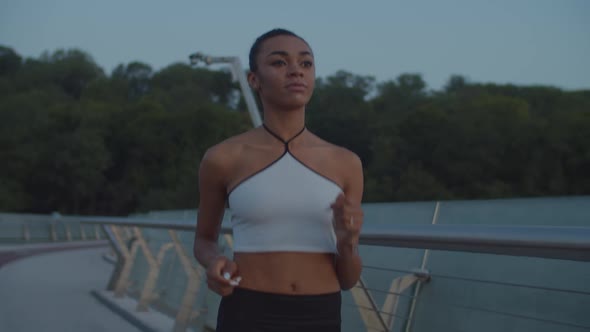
[{"xmin": 227, "ymin": 125, "xmax": 342, "ymax": 253}]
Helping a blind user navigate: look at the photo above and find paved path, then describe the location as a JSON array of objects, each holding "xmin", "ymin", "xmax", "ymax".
[{"xmin": 0, "ymin": 245, "xmax": 142, "ymax": 332}]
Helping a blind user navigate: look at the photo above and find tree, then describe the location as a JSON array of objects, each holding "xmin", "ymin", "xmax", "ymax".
[
  {"xmin": 49, "ymin": 49, "xmax": 105, "ymax": 99},
  {"xmin": 0, "ymin": 46, "xmax": 22, "ymax": 76},
  {"xmin": 112, "ymin": 61, "xmax": 153, "ymax": 100},
  {"xmin": 2, "ymin": 44, "xmax": 590, "ymax": 213},
  {"xmin": 307, "ymin": 71, "xmax": 375, "ymax": 165}
]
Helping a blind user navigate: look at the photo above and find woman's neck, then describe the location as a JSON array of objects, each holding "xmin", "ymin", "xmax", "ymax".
[{"xmin": 262, "ymin": 109, "xmax": 306, "ymax": 141}]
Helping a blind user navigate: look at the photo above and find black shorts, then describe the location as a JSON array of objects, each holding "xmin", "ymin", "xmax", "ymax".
[{"xmin": 216, "ymin": 287, "xmax": 341, "ymax": 332}]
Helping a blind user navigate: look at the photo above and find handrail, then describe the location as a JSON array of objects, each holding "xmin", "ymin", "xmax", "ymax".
[
  {"xmin": 3, "ymin": 213, "xmax": 588, "ymax": 262},
  {"xmin": 361, "ymin": 224, "xmax": 590, "ymax": 262}
]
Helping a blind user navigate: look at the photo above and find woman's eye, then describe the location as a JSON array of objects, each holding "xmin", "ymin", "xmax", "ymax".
[
  {"xmin": 271, "ymin": 60, "xmax": 286, "ymax": 66},
  {"xmin": 302, "ymin": 61, "xmax": 313, "ymax": 68}
]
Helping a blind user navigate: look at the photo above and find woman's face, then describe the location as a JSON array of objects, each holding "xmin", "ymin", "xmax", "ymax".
[{"xmin": 249, "ymin": 35, "xmax": 315, "ymax": 111}]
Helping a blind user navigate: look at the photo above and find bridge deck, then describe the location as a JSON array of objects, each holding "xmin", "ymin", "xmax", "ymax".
[{"xmin": 0, "ymin": 244, "xmax": 142, "ymax": 332}]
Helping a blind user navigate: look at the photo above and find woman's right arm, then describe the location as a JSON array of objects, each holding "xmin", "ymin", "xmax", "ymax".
[{"xmin": 193, "ymin": 146, "xmax": 239, "ymax": 295}]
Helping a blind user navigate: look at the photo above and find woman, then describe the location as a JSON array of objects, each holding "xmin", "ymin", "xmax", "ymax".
[{"xmin": 193, "ymin": 28, "xmax": 364, "ymax": 332}]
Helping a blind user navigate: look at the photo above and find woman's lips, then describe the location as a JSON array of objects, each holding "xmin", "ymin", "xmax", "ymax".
[{"xmin": 285, "ymin": 83, "xmax": 307, "ymax": 92}]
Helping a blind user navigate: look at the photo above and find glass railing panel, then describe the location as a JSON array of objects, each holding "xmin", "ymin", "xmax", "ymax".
[
  {"xmin": 67, "ymin": 220, "xmax": 82, "ymax": 239},
  {"xmin": 27, "ymin": 219, "xmax": 51, "ymax": 241},
  {"xmin": 0, "ymin": 213, "xmax": 106, "ymax": 243},
  {"xmin": 362, "ymin": 201, "xmax": 437, "ymax": 227},
  {"xmin": 0, "ymin": 219, "xmax": 26, "ymax": 243},
  {"xmin": 410, "ymin": 251, "xmax": 590, "ymax": 332},
  {"xmin": 53, "ymin": 221, "xmax": 67, "ymax": 240},
  {"xmin": 127, "ymin": 242, "xmax": 151, "ymax": 298}
]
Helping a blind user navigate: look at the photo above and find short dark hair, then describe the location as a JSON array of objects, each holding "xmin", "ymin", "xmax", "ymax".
[{"xmin": 248, "ymin": 28, "xmax": 310, "ymax": 72}]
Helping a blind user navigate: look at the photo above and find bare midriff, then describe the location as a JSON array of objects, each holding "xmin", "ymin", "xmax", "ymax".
[{"xmin": 233, "ymin": 252, "xmax": 341, "ymax": 295}]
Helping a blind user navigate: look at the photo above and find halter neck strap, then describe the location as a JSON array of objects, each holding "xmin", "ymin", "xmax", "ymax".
[{"xmin": 262, "ymin": 124, "xmax": 306, "ymax": 145}]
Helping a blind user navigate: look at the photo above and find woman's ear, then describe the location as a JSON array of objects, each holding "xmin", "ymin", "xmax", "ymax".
[{"xmin": 247, "ymin": 72, "xmax": 259, "ymax": 90}]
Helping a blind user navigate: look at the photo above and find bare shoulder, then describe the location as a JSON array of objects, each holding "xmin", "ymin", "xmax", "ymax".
[
  {"xmin": 200, "ymin": 130, "xmax": 256, "ymax": 175},
  {"xmin": 308, "ymin": 133, "xmax": 363, "ymax": 170},
  {"xmin": 333, "ymin": 145, "xmax": 362, "ymax": 169},
  {"xmin": 203, "ymin": 130, "xmax": 258, "ymax": 160}
]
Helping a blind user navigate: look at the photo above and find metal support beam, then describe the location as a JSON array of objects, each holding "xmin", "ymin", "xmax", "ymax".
[
  {"xmin": 23, "ymin": 223, "xmax": 30, "ymax": 242},
  {"xmin": 169, "ymin": 230, "xmax": 205, "ymax": 332},
  {"xmin": 135, "ymin": 228, "xmax": 174, "ymax": 312},
  {"xmin": 65, "ymin": 224, "xmax": 72, "ymax": 241},
  {"xmin": 50, "ymin": 223, "xmax": 57, "ymax": 241},
  {"xmin": 112, "ymin": 226, "xmax": 140, "ymax": 297},
  {"xmin": 188, "ymin": 53, "xmax": 262, "ymax": 127}
]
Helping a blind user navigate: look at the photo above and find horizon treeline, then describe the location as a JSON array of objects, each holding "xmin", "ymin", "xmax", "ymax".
[{"xmin": 1, "ymin": 46, "xmax": 589, "ymax": 216}]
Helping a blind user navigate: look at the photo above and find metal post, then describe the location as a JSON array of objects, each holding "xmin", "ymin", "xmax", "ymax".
[
  {"xmin": 112, "ymin": 226, "xmax": 140, "ymax": 297},
  {"xmin": 51, "ymin": 212, "xmax": 61, "ymax": 241},
  {"xmin": 404, "ymin": 201, "xmax": 441, "ymax": 332},
  {"xmin": 135, "ymin": 228, "xmax": 175, "ymax": 312},
  {"xmin": 231, "ymin": 58, "xmax": 262, "ymax": 127},
  {"xmin": 351, "ymin": 278, "xmax": 389, "ymax": 331},
  {"xmin": 23, "ymin": 223, "xmax": 30, "ymax": 242},
  {"xmin": 65, "ymin": 224, "xmax": 72, "ymax": 241},
  {"xmin": 50, "ymin": 223, "xmax": 57, "ymax": 241},
  {"xmin": 189, "ymin": 53, "xmax": 262, "ymax": 127}
]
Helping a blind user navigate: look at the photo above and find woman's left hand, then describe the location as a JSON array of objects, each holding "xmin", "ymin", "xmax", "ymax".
[{"xmin": 331, "ymin": 192, "xmax": 363, "ymax": 253}]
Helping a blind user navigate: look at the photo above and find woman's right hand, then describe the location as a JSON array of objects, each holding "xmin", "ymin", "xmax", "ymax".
[{"xmin": 206, "ymin": 255, "xmax": 241, "ymax": 296}]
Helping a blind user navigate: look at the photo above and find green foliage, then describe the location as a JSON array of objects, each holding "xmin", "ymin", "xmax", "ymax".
[
  {"xmin": 0, "ymin": 46, "xmax": 22, "ymax": 76},
  {"xmin": 0, "ymin": 46, "xmax": 248, "ymax": 215},
  {"xmin": 0, "ymin": 45, "xmax": 588, "ymax": 214},
  {"xmin": 25, "ymin": 103, "xmax": 112, "ymax": 213},
  {"xmin": 307, "ymin": 71, "xmax": 375, "ymax": 165}
]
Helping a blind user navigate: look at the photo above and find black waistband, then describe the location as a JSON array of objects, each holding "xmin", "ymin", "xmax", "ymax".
[{"xmin": 217, "ymin": 287, "xmax": 341, "ymax": 331}]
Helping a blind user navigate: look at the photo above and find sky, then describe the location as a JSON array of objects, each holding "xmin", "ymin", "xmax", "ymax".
[{"xmin": 1, "ymin": 0, "xmax": 589, "ymax": 91}]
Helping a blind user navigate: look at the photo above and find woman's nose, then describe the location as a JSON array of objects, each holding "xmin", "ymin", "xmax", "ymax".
[{"xmin": 288, "ymin": 63, "xmax": 303, "ymax": 77}]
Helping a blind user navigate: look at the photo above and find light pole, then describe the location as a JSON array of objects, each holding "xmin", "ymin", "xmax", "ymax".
[{"xmin": 188, "ymin": 52, "xmax": 262, "ymax": 127}]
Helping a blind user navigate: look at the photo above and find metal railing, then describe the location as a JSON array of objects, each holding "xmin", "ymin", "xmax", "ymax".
[
  {"xmin": 4, "ymin": 213, "xmax": 589, "ymax": 261},
  {"xmin": 1, "ymin": 211, "xmax": 589, "ymax": 332}
]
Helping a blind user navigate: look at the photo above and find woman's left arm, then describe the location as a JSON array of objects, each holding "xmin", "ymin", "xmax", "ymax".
[{"xmin": 332, "ymin": 151, "xmax": 364, "ymax": 290}]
